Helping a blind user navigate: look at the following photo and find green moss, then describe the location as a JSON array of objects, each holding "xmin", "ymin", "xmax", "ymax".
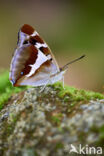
[
  {"xmin": 99, "ymin": 125, "xmax": 104, "ymax": 145},
  {"xmin": 90, "ymin": 125, "xmax": 104, "ymax": 146},
  {"xmin": 0, "ymin": 91, "xmax": 11, "ymax": 110},
  {"xmin": 53, "ymin": 82, "xmax": 104, "ymax": 102},
  {"xmin": 0, "ymin": 71, "xmax": 27, "ymax": 111},
  {"xmin": 55, "ymin": 143, "xmax": 64, "ymax": 150},
  {"xmin": 51, "ymin": 116, "xmax": 61, "ymax": 125},
  {"xmin": 51, "ymin": 113, "xmax": 63, "ymax": 125},
  {"xmin": 9, "ymin": 113, "xmax": 18, "ymax": 123},
  {"xmin": 95, "ymin": 125, "xmax": 104, "ymax": 146}
]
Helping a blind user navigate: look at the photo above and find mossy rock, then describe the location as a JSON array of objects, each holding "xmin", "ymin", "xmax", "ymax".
[{"xmin": 0, "ymin": 72, "xmax": 104, "ymax": 156}]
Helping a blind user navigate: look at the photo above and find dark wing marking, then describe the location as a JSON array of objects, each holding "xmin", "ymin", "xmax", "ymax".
[
  {"xmin": 21, "ymin": 24, "xmax": 35, "ymax": 35},
  {"xmin": 10, "ymin": 44, "xmax": 38, "ymax": 86}
]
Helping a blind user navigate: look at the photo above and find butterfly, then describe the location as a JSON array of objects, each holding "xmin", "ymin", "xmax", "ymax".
[{"xmin": 9, "ymin": 24, "xmax": 85, "ymax": 88}]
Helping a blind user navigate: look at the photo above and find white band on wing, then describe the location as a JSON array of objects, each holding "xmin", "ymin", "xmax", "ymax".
[
  {"xmin": 35, "ymin": 43, "xmax": 47, "ymax": 49},
  {"xmin": 31, "ymin": 31, "xmax": 38, "ymax": 36},
  {"xmin": 26, "ymin": 51, "xmax": 49, "ymax": 77},
  {"xmin": 47, "ymin": 54, "xmax": 51, "ymax": 60}
]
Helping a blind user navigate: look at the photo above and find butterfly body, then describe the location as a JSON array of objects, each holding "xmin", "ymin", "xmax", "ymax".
[{"xmin": 10, "ymin": 24, "xmax": 66, "ymax": 87}]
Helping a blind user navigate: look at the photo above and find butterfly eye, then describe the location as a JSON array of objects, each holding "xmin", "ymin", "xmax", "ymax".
[{"xmin": 23, "ymin": 40, "xmax": 28, "ymax": 44}]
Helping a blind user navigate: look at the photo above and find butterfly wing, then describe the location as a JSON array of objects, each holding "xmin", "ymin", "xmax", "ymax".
[
  {"xmin": 14, "ymin": 60, "xmax": 57, "ymax": 86},
  {"xmin": 10, "ymin": 24, "xmax": 60, "ymax": 86}
]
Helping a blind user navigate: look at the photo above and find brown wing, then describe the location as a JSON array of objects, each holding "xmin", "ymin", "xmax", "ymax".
[
  {"xmin": 10, "ymin": 24, "xmax": 59, "ymax": 87},
  {"xmin": 21, "ymin": 24, "xmax": 60, "ymax": 72}
]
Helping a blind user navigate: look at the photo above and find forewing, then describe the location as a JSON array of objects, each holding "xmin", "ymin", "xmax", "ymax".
[{"xmin": 21, "ymin": 24, "xmax": 60, "ymax": 72}]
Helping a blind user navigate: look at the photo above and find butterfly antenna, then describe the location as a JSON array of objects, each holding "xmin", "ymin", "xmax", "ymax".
[{"xmin": 61, "ymin": 54, "xmax": 85, "ymax": 70}]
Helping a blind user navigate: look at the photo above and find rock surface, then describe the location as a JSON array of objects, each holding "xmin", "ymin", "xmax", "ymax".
[{"xmin": 0, "ymin": 85, "xmax": 104, "ymax": 156}]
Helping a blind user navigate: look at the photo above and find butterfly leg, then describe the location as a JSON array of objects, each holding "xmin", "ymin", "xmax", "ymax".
[
  {"xmin": 62, "ymin": 76, "xmax": 65, "ymax": 90},
  {"xmin": 39, "ymin": 78, "xmax": 51, "ymax": 93},
  {"xmin": 40, "ymin": 84, "xmax": 47, "ymax": 93}
]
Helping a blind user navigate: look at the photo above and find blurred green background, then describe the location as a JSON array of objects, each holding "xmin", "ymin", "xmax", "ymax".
[{"xmin": 0, "ymin": 0, "xmax": 104, "ymax": 92}]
